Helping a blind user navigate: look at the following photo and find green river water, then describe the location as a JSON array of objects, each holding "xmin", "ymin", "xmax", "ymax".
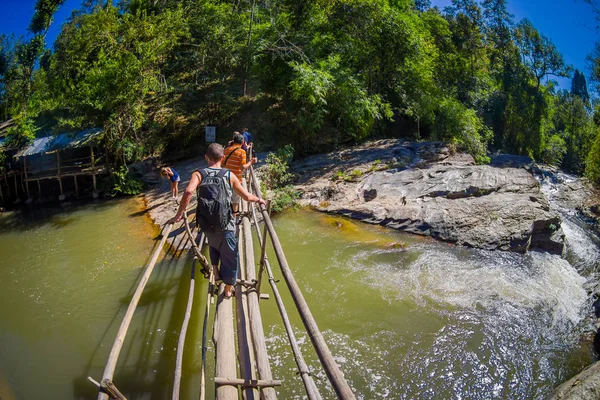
[{"xmin": 0, "ymin": 197, "xmax": 596, "ymax": 399}]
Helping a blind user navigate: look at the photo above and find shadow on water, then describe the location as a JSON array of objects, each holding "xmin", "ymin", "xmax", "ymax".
[
  {"xmin": 70, "ymin": 230, "xmax": 188, "ymax": 399},
  {"xmin": 72, "ymin": 242, "xmax": 205, "ymax": 399},
  {"xmin": 0, "ymin": 198, "xmax": 132, "ymax": 234}
]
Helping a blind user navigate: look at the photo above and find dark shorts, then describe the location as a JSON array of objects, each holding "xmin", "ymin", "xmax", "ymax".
[{"xmin": 204, "ymin": 230, "xmax": 238, "ymax": 285}]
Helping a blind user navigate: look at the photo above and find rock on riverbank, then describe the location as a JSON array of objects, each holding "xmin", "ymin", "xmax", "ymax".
[{"xmin": 293, "ymin": 140, "xmax": 565, "ymax": 254}]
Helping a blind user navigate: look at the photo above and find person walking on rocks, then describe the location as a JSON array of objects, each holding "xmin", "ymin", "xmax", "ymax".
[
  {"xmin": 169, "ymin": 143, "xmax": 265, "ymax": 298},
  {"xmin": 223, "ymin": 133, "xmax": 257, "ymax": 214},
  {"xmin": 161, "ymin": 167, "xmax": 180, "ymax": 199}
]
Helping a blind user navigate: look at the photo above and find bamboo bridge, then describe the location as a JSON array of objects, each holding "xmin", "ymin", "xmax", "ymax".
[{"xmin": 87, "ymin": 166, "xmax": 356, "ymax": 400}]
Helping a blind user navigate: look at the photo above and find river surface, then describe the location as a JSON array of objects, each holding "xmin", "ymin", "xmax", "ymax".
[{"xmin": 0, "ymin": 196, "xmax": 598, "ymax": 399}]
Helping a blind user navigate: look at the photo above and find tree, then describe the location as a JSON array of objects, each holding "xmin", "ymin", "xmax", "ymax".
[
  {"xmin": 571, "ymin": 69, "xmax": 590, "ymax": 101},
  {"xmin": 413, "ymin": 0, "xmax": 431, "ymax": 12},
  {"xmin": 586, "ymin": 130, "xmax": 600, "ymax": 185},
  {"xmin": 514, "ymin": 19, "xmax": 570, "ymax": 89}
]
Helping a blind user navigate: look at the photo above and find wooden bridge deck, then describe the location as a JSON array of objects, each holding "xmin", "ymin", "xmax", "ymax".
[{"xmin": 88, "ymin": 167, "xmax": 355, "ymax": 400}]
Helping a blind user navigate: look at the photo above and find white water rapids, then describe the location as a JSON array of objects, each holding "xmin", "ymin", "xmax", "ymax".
[{"xmin": 263, "ymin": 172, "xmax": 599, "ymax": 399}]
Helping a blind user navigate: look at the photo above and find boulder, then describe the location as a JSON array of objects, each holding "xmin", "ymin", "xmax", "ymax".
[
  {"xmin": 548, "ymin": 361, "xmax": 600, "ymax": 400},
  {"xmin": 295, "ymin": 140, "xmax": 565, "ymax": 254}
]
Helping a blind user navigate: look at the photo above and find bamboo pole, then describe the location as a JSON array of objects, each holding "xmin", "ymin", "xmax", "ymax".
[
  {"xmin": 249, "ymin": 201, "xmax": 322, "ymax": 400},
  {"xmin": 256, "ymin": 200, "xmax": 271, "ymax": 296},
  {"xmin": 214, "ymin": 284, "xmax": 238, "ymax": 400},
  {"xmin": 171, "ymin": 258, "xmax": 196, "ymax": 400},
  {"xmin": 96, "ymin": 223, "xmax": 174, "ymax": 400},
  {"xmin": 200, "ymin": 269, "xmax": 215, "ymax": 400},
  {"xmin": 241, "ymin": 180, "xmax": 277, "ymax": 400},
  {"xmin": 182, "ymin": 211, "xmax": 209, "ymax": 269},
  {"xmin": 178, "ymin": 213, "xmax": 215, "ymax": 400},
  {"xmin": 249, "ymin": 167, "xmax": 355, "ymax": 400},
  {"xmin": 236, "ymin": 216, "xmax": 258, "ymax": 400}
]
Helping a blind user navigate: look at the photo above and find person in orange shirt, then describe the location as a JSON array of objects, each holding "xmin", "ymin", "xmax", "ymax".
[{"xmin": 223, "ymin": 133, "xmax": 257, "ymax": 213}]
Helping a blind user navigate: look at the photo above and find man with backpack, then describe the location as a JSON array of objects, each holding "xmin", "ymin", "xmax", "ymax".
[
  {"xmin": 223, "ymin": 133, "xmax": 257, "ymax": 214},
  {"xmin": 170, "ymin": 143, "xmax": 265, "ymax": 298}
]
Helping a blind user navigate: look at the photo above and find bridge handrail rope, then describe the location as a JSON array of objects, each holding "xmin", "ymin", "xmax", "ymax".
[{"xmin": 248, "ymin": 166, "xmax": 356, "ymax": 400}]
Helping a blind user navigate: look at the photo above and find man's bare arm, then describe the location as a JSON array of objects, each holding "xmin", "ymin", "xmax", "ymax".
[
  {"xmin": 242, "ymin": 157, "xmax": 257, "ymax": 170},
  {"xmin": 169, "ymin": 171, "xmax": 201, "ymax": 223},
  {"xmin": 230, "ymin": 173, "xmax": 265, "ymax": 205}
]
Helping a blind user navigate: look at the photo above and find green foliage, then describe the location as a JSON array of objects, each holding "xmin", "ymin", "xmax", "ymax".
[
  {"xmin": 261, "ymin": 146, "xmax": 301, "ymax": 211},
  {"xmin": 111, "ymin": 165, "xmax": 145, "ymax": 196},
  {"xmin": 541, "ymin": 135, "xmax": 567, "ymax": 166},
  {"xmin": 0, "ymin": 0, "xmax": 596, "ymax": 188},
  {"xmin": 0, "ymin": 150, "xmax": 6, "ymax": 172},
  {"xmin": 475, "ymin": 154, "xmax": 491, "ymax": 165},
  {"xmin": 514, "ymin": 19, "xmax": 569, "ymax": 88},
  {"xmin": 263, "ymin": 147, "xmax": 295, "ymax": 190},
  {"xmin": 571, "ymin": 70, "xmax": 590, "ymax": 102},
  {"xmin": 586, "ymin": 131, "xmax": 600, "ymax": 186},
  {"xmin": 6, "ymin": 114, "xmax": 37, "ymax": 147},
  {"xmin": 29, "ymin": 0, "xmax": 67, "ymax": 34},
  {"xmin": 270, "ymin": 185, "xmax": 301, "ymax": 212},
  {"xmin": 332, "ymin": 170, "xmax": 349, "ymax": 182},
  {"xmin": 276, "ymin": 144, "xmax": 295, "ymax": 165}
]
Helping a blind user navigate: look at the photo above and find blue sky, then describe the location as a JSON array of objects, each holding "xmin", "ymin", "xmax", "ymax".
[
  {"xmin": 0, "ymin": 0, "xmax": 598, "ymax": 90},
  {"xmin": 0, "ymin": 0, "xmax": 81, "ymax": 46}
]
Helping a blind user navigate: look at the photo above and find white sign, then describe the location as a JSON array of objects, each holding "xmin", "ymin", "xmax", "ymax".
[{"xmin": 205, "ymin": 125, "xmax": 216, "ymax": 143}]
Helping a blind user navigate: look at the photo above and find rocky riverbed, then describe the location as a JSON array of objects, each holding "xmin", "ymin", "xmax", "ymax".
[{"xmin": 291, "ymin": 139, "xmax": 600, "ymax": 254}]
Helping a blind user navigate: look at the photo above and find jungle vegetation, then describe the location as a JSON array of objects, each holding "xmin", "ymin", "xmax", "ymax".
[{"xmin": 1, "ymin": 0, "xmax": 600, "ymax": 185}]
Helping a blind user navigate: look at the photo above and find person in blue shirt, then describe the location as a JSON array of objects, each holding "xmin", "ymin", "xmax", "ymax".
[
  {"xmin": 241, "ymin": 127, "xmax": 254, "ymax": 156},
  {"xmin": 161, "ymin": 167, "xmax": 180, "ymax": 199}
]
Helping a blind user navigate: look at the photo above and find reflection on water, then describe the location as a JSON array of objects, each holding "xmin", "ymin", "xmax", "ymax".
[{"xmin": 0, "ymin": 201, "xmax": 597, "ymax": 399}]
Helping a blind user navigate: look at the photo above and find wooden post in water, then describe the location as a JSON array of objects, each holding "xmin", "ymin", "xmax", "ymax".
[
  {"xmin": 95, "ymin": 223, "xmax": 174, "ymax": 400},
  {"xmin": 241, "ymin": 180, "xmax": 277, "ymax": 400},
  {"xmin": 214, "ymin": 284, "xmax": 238, "ymax": 400},
  {"xmin": 23, "ymin": 156, "xmax": 30, "ymax": 200},
  {"xmin": 249, "ymin": 167, "xmax": 355, "ymax": 400},
  {"xmin": 74, "ymin": 175, "xmax": 79, "ymax": 197},
  {"xmin": 56, "ymin": 152, "xmax": 64, "ymax": 197},
  {"xmin": 90, "ymin": 146, "xmax": 97, "ymax": 192},
  {"xmin": 37, "ymin": 180, "xmax": 41, "ymax": 197},
  {"xmin": 13, "ymin": 173, "xmax": 19, "ymax": 201}
]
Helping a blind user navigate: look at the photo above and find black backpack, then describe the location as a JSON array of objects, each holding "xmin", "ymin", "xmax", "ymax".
[{"xmin": 196, "ymin": 168, "xmax": 232, "ymax": 232}]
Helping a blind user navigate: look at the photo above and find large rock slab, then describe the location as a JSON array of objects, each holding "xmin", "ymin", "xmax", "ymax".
[
  {"xmin": 548, "ymin": 361, "xmax": 600, "ymax": 400},
  {"xmin": 295, "ymin": 140, "xmax": 565, "ymax": 254}
]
